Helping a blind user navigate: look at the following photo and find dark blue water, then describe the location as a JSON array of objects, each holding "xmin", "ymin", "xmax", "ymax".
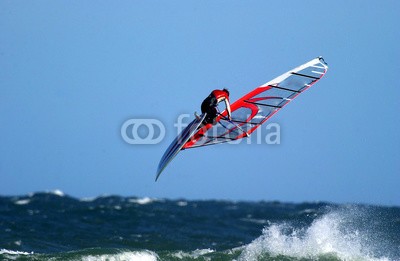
[{"xmin": 1, "ymin": 191, "xmax": 399, "ymax": 260}]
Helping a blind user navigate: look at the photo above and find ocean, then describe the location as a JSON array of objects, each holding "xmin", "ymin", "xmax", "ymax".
[{"xmin": 1, "ymin": 191, "xmax": 399, "ymax": 261}]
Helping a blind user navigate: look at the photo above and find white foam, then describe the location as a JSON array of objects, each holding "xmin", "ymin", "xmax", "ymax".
[
  {"xmin": 47, "ymin": 189, "xmax": 65, "ymax": 197},
  {"xmin": 79, "ymin": 194, "xmax": 113, "ymax": 202},
  {"xmin": 238, "ymin": 210, "xmax": 390, "ymax": 261},
  {"xmin": 0, "ymin": 249, "xmax": 33, "ymax": 255},
  {"xmin": 128, "ymin": 197, "xmax": 156, "ymax": 205},
  {"xmin": 177, "ymin": 201, "xmax": 188, "ymax": 207},
  {"xmin": 171, "ymin": 249, "xmax": 214, "ymax": 259},
  {"xmin": 82, "ymin": 251, "xmax": 158, "ymax": 261},
  {"xmin": 14, "ymin": 199, "xmax": 30, "ymax": 205}
]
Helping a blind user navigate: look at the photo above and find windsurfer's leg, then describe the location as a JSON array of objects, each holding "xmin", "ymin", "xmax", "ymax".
[
  {"xmin": 208, "ymin": 107, "xmax": 218, "ymax": 125},
  {"xmin": 200, "ymin": 102, "xmax": 212, "ymax": 124}
]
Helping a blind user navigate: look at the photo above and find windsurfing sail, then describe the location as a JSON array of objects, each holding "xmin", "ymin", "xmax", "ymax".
[
  {"xmin": 155, "ymin": 57, "xmax": 328, "ymax": 180},
  {"xmin": 183, "ymin": 56, "xmax": 328, "ymax": 149}
]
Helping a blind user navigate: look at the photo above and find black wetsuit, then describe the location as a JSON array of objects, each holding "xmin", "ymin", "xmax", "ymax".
[{"xmin": 201, "ymin": 94, "xmax": 218, "ymax": 125}]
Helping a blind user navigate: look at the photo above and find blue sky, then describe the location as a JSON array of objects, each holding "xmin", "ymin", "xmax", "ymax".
[{"xmin": 1, "ymin": 1, "xmax": 399, "ymax": 206}]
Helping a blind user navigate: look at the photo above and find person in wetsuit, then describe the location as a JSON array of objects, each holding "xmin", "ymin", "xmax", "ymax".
[{"xmin": 201, "ymin": 88, "xmax": 232, "ymax": 125}]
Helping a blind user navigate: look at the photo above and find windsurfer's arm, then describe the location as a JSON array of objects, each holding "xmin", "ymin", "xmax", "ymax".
[{"xmin": 224, "ymin": 98, "xmax": 232, "ymax": 120}]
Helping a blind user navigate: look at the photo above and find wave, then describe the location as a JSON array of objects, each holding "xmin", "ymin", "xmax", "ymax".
[
  {"xmin": 0, "ymin": 248, "xmax": 33, "ymax": 255},
  {"xmin": 26, "ymin": 189, "xmax": 65, "ymax": 197},
  {"xmin": 2, "ymin": 192, "xmax": 398, "ymax": 260},
  {"xmin": 80, "ymin": 250, "xmax": 158, "ymax": 261},
  {"xmin": 128, "ymin": 197, "xmax": 159, "ymax": 205},
  {"xmin": 13, "ymin": 190, "xmax": 160, "ymax": 205},
  {"xmin": 238, "ymin": 206, "xmax": 392, "ymax": 261},
  {"xmin": 0, "ymin": 248, "xmax": 158, "ymax": 261},
  {"xmin": 0, "ymin": 248, "xmax": 241, "ymax": 261}
]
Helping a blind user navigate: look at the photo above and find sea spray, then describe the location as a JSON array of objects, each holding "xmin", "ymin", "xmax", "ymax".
[{"xmin": 238, "ymin": 206, "xmax": 393, "ymax": 261}]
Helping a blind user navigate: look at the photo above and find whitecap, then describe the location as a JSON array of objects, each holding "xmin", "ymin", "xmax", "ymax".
[
  {"xmin": 14, "ymin": 199, "xmax": 30, "ymax": 205},
  {"xmin": 238, "ymin": 209, "xmax": 391, "ymax": 261},
  {"xmin": 128, "ymin": 197, "xmax": 155, "ymax": 205},
  {"xmin": 46, "ymin": 189, "xmax": 65, "ymax": 197},
  {"xmin": 171, "ymin": 249, "xmax": 214, "ymax": 259},
  {"xmin": 0, "ymin": 249, "xmax": 33, "ymax": 256},
  {"xmin": 81, "ymin": 250, "xmax": 158, "ymax": 261}
]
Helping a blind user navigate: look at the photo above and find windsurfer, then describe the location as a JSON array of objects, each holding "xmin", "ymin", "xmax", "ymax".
[{"xmin": 200, "ymin": 88, "xmax": 232, "ymax": 125}]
